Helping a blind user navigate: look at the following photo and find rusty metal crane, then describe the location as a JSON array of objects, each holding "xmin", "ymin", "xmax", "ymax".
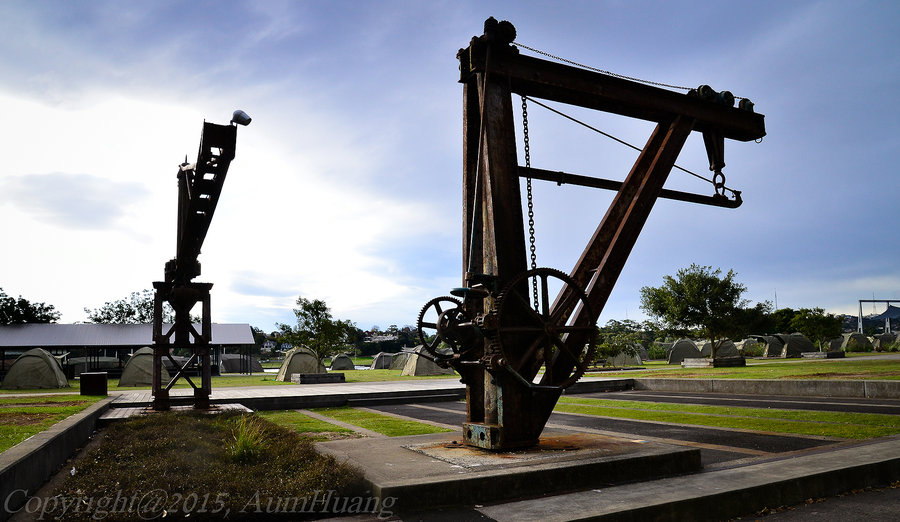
[
  {"xmin": 151, "ymin": 111, "xmax": 250, "ymax": 410},
  {"xmin": 416, "ymin": 18, "xmax": 765, "ymax": 450}
]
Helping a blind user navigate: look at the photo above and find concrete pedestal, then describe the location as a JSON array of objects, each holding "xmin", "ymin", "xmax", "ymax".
[{"xmin": 316, "ymin": 428, "xmax": 701, "ymax": 512}]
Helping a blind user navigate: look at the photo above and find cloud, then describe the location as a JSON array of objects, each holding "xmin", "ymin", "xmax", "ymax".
[{"xmin": 0, "ymin": 173, "xmax": 149, "ymax": 230}]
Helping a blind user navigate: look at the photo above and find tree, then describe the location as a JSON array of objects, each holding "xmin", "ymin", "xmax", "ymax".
[
  {"xmin": 84, "ymin": 289, "xmax": 176, "ymax": 324},
  {"xmin": 790, "ymin": 308, "xmax": 843, "ymax": 350},
  {"xmin": 640, "ymin": 264, "xmax": 748, "ymax": 359},
  {"xmin": 276, "ymin": 297, "xmax": 356, "ymax": 359},
  {"xmin": 770, "ymin": 308, "xmax": 797, "ymax": 334},
  {"xmin": 0, "ymin": 287, "xmax": 60, "ymax": 324},
  {"xmin": 594, "ymin": 320, "xmax": 641, "ymax": 366},
  {"xmin": 733, "ymin": 301, "xmax": 775, "ymax": 339}
]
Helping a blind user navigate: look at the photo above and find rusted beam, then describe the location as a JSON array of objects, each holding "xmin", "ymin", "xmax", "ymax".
[
  {"xmin": 462, "ymin": 77, "xmax": 482, "ymax": 281},
  {"xmin": 479, "ymin": 68, "xmax": 528, "ymax": 289},
  {"xmin": 461, "ymin": 44, "xmax": 765, "ymax": 142},
  {"xmin": 519, "ymin": 166, "xmax": 741, "ymax": 208}
]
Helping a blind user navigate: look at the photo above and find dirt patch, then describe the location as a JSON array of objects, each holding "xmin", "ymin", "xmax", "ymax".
[{"xmin": 0, "ymin": 412, "xmax": 54, "ymax": 426}]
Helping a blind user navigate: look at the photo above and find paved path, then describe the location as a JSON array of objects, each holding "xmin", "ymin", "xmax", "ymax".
[
  {"xmin": 110, "ymin": 377, "xmax": 468, "ymax": 406},
  {"xmin": 356, "ymin": 391, "xmax": 899, "ymax": 521}
]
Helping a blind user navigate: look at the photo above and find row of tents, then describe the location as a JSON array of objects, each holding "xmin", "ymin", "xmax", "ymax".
[
  {"xmin": 275, "ymin": 346, "xmax": 453, "ymax": 382},
  {"xmin": 605, "ymin": 331, "xmax": 893, "ymax": 367},
  {"xmin": 8, "ymin": 330, "xmax": 887, "ymax": 388},
  {"xmin": 661, "ymin": 331, "xmax": 892, "ymax": 364},
  {"xmin": 1, "ymin": 344, "xmax": 456, "ymax": 389},
  {"xmin": 1, "ymin": 348, "xmax": 265, "ymax": 389}
]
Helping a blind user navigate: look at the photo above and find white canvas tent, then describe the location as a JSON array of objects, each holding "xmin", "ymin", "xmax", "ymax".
[
  {"xmin": 390, "ymin": 351, "xmax": 411, "ymax": 370},
  {"xmin": 370, "ymin": 352, "xmax": 395, "ymax": 369},
  {"xmin": 667, "ymin": 339, "xmax": 700, "ymax": 364},
  {"xmin": 608, "ymin": 350, "xmax": 643, "ymax": 367},
  {"xmin": 329, "ymin": 354, "xmax": 355, "ymax": 370},
  {"xmin": 841, "ymin": 332, "xmax": 872, "ymax": 351},
  {"xmin": 1, "ymin": 348, "xmax": 69, "ymax": 389},
  {"xmin": 778, "ymin": 333, "xmax": 816, "ymax": 358},
  {"xmin": 119, "ymin": 347, "xmax": 168, "ymax": 387},
  {"xmin": 735, "ymin": 338, "xmax": 761, "ymax": 355},
  {"xmin": 824, "ymin": 337, "xmax": 843, "ymax": 351},
  {"xmin": 872, "ymin": 333, "xmax": 897, "ymax": 351},
  {"xmin": 276, "ymin": 346, "xmax": 325, "ymax": 382},
  {"xmin": 699, "ymin": 340, "xmax": 738, "ymax": 358},
  {"xmin": 401, "ymin": 346, "xmax": 455, "ymax": 376},
  {"xmin": 758, "ymin": 335, "xmax": 784, "ymax": 357}
]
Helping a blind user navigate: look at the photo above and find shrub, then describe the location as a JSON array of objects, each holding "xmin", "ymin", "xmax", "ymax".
[
  {"xmin": 226, "ymin": 414, "xmax": 266, "ymax": 463},
  {"xmin": 741, "ymin": 343, "xmax": 765, "ymax": 357},
  {"xmin": 846, "ymin": 340, "xmax": 874, "ymax": 353},
  {"xmin": 647, "ymin": 344, "xmax": 668, "ymax": 360}
]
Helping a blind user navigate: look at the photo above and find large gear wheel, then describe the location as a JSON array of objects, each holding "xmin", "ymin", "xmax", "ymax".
[
  {"xmin": 494, "ymin": 267, "xmax": 596, "ymax": 388},
  {"xmin": 417, "ymin": 296, "xmax": 465, "ymax": 360}
]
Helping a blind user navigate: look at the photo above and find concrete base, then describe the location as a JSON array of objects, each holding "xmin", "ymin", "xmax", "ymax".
[
  {"xmin": 291, "ymin": 373, "xmax": 346, "ymax": 384},
  {"xmin": 802, "ymin": 351, "xmax": 846, "ymax": 359},
  {"xmin": 682, "ymin": 357, "xmax": 747, "ymax": 368},
  {"xmin": 316, "ymin": 428, "xmax": 700, "ymax": 512}
]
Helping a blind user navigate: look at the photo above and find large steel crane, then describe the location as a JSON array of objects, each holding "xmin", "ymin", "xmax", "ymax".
[
  {"xmin": 417, "ymin": 18, "xmax": 766, "ymax": 450},
  {"xmin": 151, "ymin": 110, "xmax": 250, "ymax": 410}
]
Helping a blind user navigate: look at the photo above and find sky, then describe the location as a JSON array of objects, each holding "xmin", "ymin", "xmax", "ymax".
[{"xmin": 1, "ymin": 1, "xmax": 898, "ymax": 333}]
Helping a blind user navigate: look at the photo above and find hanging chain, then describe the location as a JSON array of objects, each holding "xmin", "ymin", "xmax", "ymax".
[{"xmin": 521, "ymin": 96, "xmax": 539, "ymax": 310}]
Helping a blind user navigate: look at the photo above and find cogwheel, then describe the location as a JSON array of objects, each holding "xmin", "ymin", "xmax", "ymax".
[
  {"xmin": 416, "ymin": 296, "xmax": 463, "ymax": 359},
  {"xmin": 494, "ymin": 267, "xmax": 596, "ymax": 389}
]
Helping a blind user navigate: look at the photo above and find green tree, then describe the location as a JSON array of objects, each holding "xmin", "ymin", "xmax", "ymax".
[
  {"xmin": 84, "ymin": 289, "xmax": 176, "ymax": 324},
  {"xmin": 639, "ymin": 264, "xmax": 748, "ymax": 359},
  {"xmin": 0, "ymin": 287, "xmax": 60, "ymax": 324},
  {"xmin": 276, "ymin": 297, "xmax": 356, "ymax": 359},
  {"xmin": 789, "ymin": 308, "xmax": 843, "ymax": 350},
  {"xmin": 733, "ymin": 301, "xmax": 776, "ymax": 338},
  {"xmin": 770, "ymin": 308, "xmax": 796, "ymax": 334},
  {"xmin": 595, "ymin": 320, "xmax": 641, "ymax": 366}
]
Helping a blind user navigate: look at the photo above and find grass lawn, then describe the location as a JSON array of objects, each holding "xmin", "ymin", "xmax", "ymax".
[
  {"xmin": 257, "ymin": 410, "xmax": 354, "ymax": 442},
  {"xmin": 0, "ymin": 395, "xmax": 105, "ymax": 453},
  {"xmin": 588, "ymin": 358, "xmax": 900, "ymax": 380},
  {"xmin": 555, "ymin": 396, "xmax": 900, "ymax": 439},
  {"xmin": 312, "ymin": 406, "xmax": 453, "ymax": 437}
]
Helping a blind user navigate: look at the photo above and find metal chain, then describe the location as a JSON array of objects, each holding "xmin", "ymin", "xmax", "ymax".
[
  {"xmin": 513, "ymin": 41, "xmax": 745, "ymax": 99},
  {"xmin": 521, "ymin": 96, "xmax": 539, "ymax": 310}
]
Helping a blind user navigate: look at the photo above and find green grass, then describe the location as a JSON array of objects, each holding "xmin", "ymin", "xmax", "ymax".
[
  {"xmin": 257, "ymin": 410, "xmax": 353, "ymax": 440},
  {"xmin": 312, "ymin": 406, "xmax": 452, "ymax": 437},
  {"xmin": 554, "ymin": 397, "xmax": 900, "ymax": 439},
  {"xmin": 0, "ymin": 395, "xmax": 104, "ymax": 453},
  {"xmin": 591, "ymin": 359, "xmax": 900, "ymax": 380}
]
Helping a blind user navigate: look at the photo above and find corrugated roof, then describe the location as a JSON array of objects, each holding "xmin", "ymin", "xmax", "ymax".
[{"xmin": 0, "ymin": 323, "xmax": 254, "ymax": 348}]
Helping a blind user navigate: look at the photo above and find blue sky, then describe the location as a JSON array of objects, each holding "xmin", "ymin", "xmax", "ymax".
[{"xmin": 0, "ymin": 1, "xmax": 898, "ymax": 332}]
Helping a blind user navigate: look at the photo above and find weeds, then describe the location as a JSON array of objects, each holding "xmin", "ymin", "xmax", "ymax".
[{"xmin": 226, "ymin": 414, "xmax": 266, "ymax": 463}]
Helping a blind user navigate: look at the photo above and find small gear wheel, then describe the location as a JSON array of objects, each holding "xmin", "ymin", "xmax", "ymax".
[
  {"xmin": 417, "ymin": 296, "xmax": 465, "ymax": 360},
  {"xmin": 494, "ymin": 267, "xmax": 596, "ymax": 388}
]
